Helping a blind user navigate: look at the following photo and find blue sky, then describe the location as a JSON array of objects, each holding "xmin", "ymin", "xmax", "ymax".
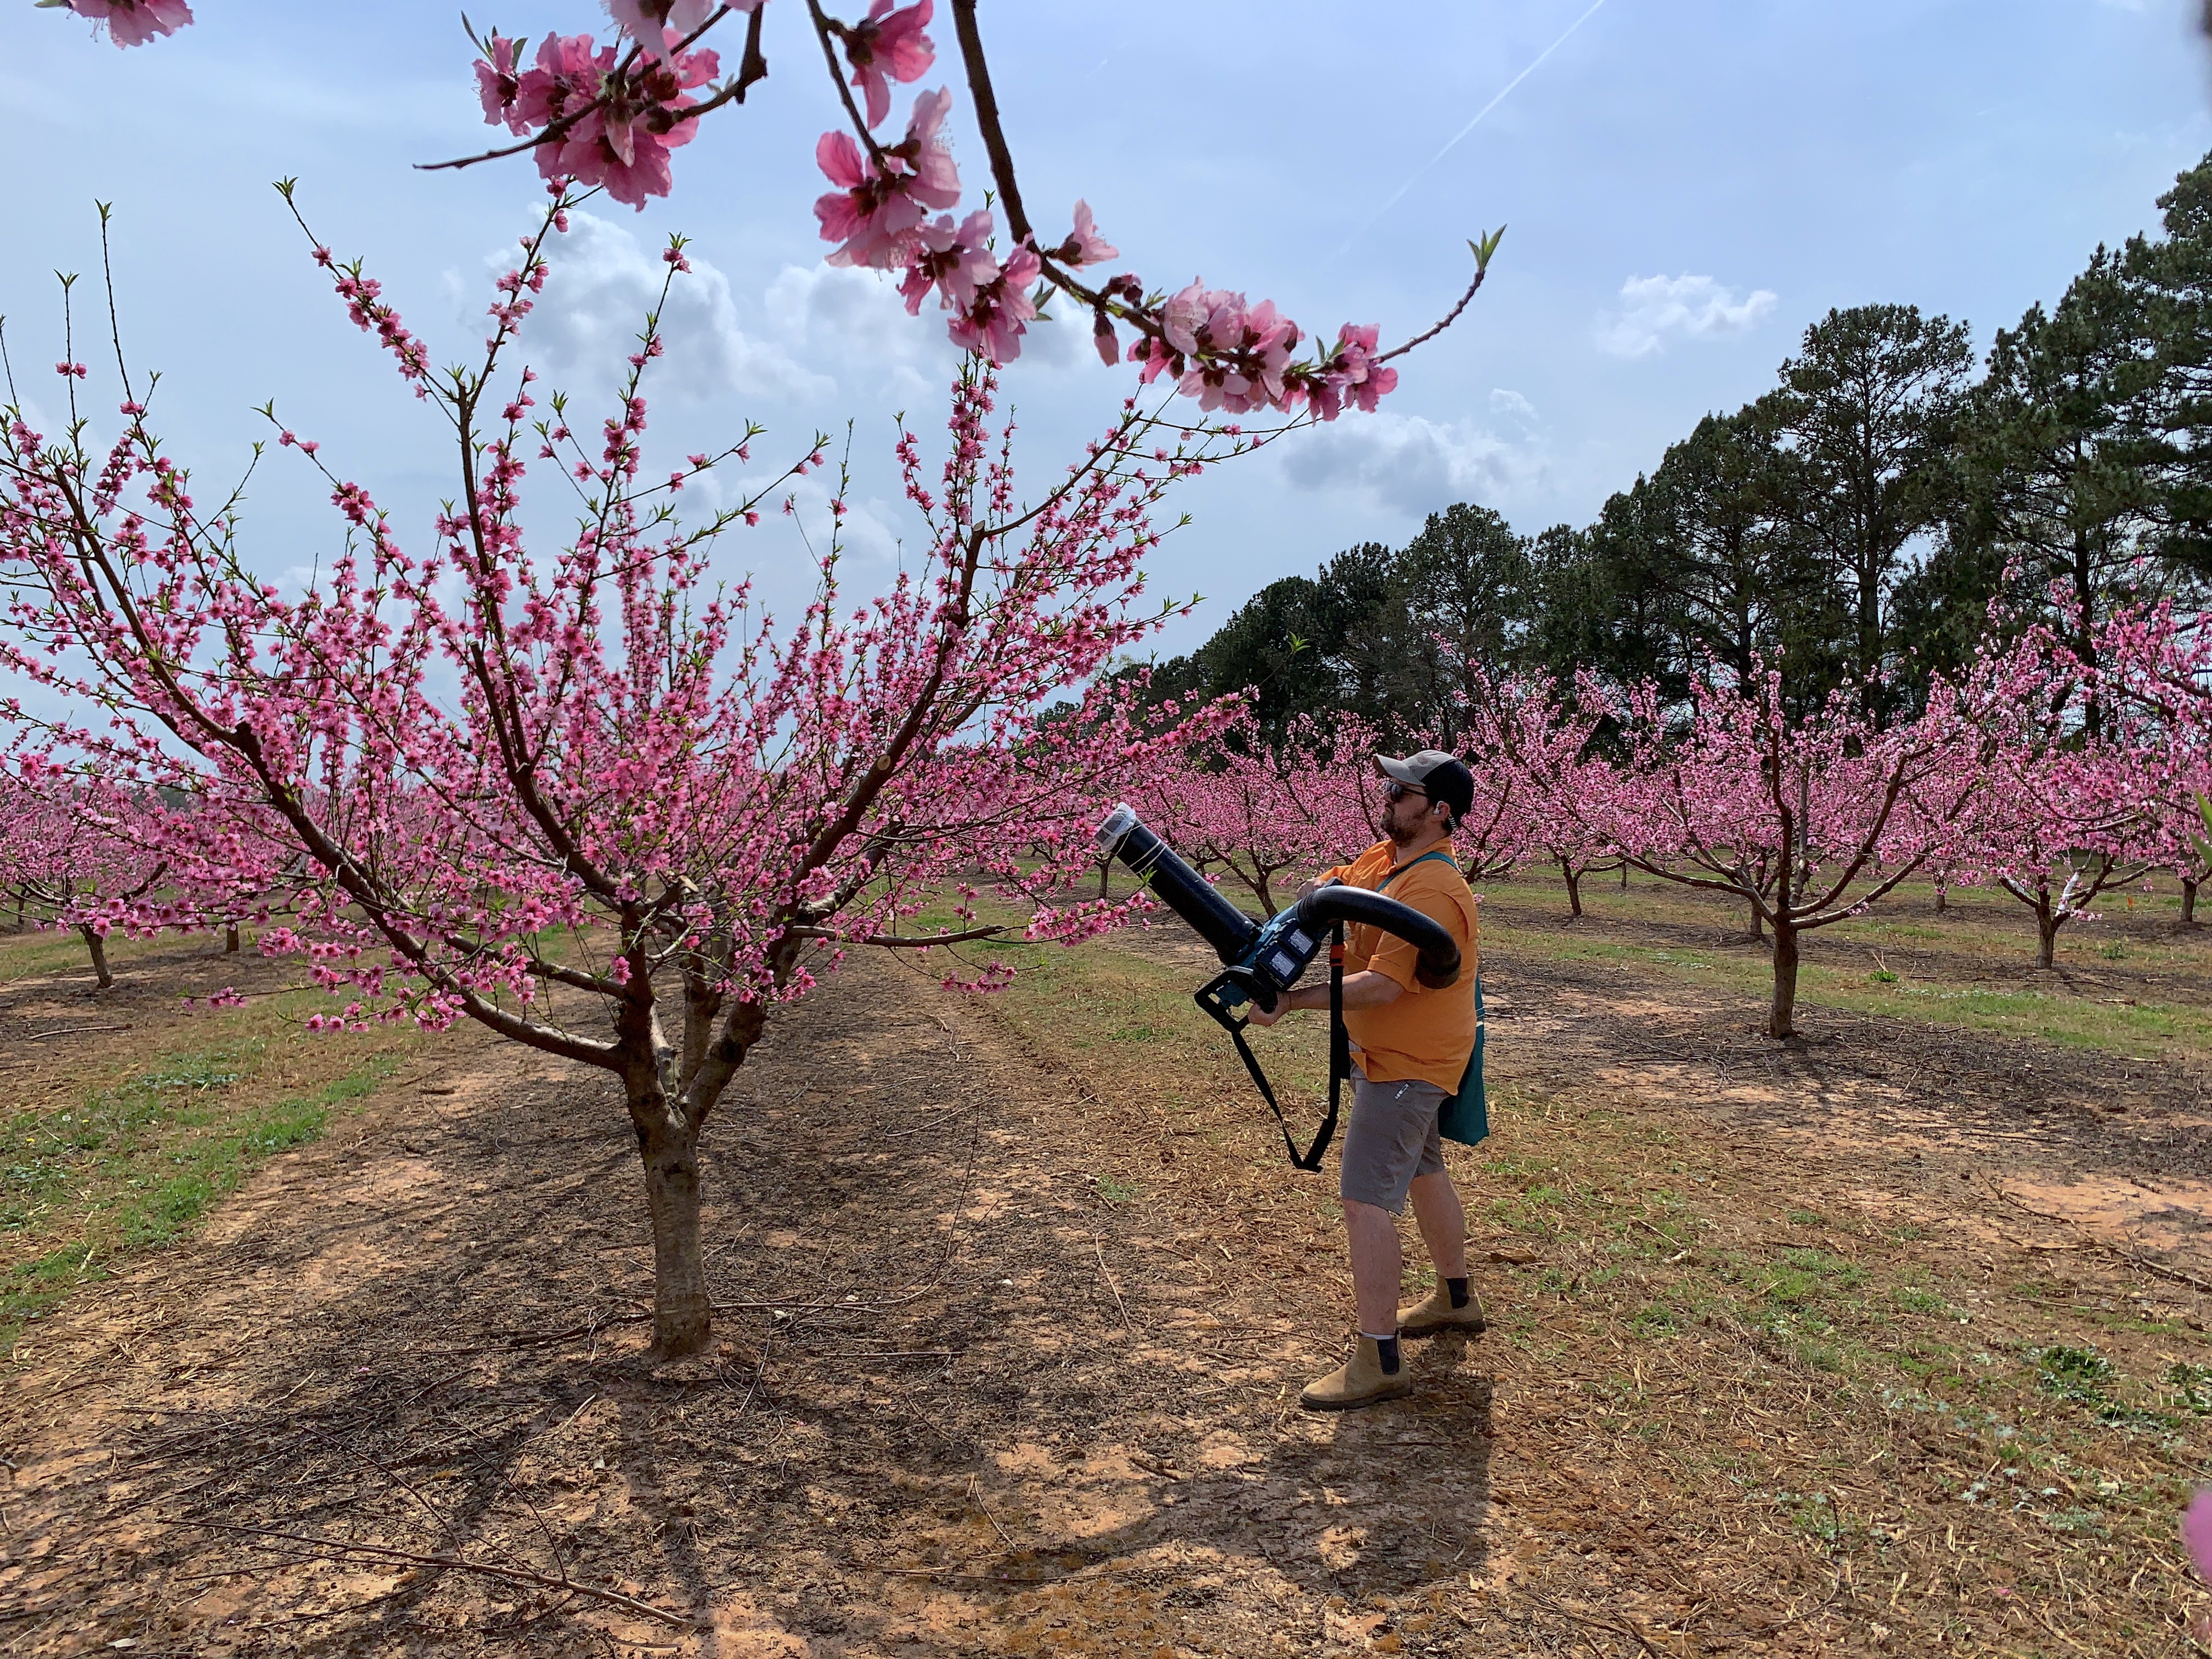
[{"xmin": 3, "ymin": 1, "xmax": 2207, "ymax": 659}]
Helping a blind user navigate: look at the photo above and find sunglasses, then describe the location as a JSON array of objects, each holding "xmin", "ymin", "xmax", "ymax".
[{"xmin": 1383, "ymin": 781, "xmax": 1430, "ymax": 804}]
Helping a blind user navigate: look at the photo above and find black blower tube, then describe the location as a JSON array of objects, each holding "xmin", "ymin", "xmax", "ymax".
[
  {"xmin": 1294, "ymin": 886, "xmax": 1461, "ymax": 989},
  {"xmin": 1097, "ymin": 804, "xmax": 1462, "ymax": 990},
  {"xmin": 1096, "ymin": 804, "xmax": 1260, "ymax": 964}
]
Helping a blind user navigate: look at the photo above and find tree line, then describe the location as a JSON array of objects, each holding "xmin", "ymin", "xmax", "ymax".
[{"xmin": 1137, "ymin": 153, "xmax": 2212, "ymax": 738}]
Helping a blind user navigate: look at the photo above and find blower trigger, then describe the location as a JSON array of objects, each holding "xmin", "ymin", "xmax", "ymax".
[{"xmin": 1194, "ymin": 965, "xmax": 1273, "ymax": 1030}]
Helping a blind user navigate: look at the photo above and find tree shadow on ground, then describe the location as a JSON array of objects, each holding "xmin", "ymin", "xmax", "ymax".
[{"xmin": 0, "ymin": 957, "xmax": 1501, "ymax": 1656}]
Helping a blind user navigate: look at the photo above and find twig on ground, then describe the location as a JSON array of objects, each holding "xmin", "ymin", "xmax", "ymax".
[
  {"xmin": 723, "ymin": 1332, "xmax": 773, "ymax": 1426},
  {"xmin": 170, "ymin": 1520, "xmax": 697, "ymax": 1628},
  {"xmin": 966, "ymin": 1474, "xmax": 1014, "ymax": 1549},
  {"xmin": 1093, "ymin": 1238, "xmax": 1131, "ymax": 1330},
  {"xmin": 24, "ymin": 1024, "xmax": 129, "ymax": 1040},
  {"xmin": 406, "ymin": 1310, "xmax": 655, "ymax": 1356},
  {"xmin": 871, "ymin": 1107, "xmax": 970, "ymax": 1141},
  {"xmin": 856, "ymin": 1562, "xmax": 1116, "ymax": 1584},
  {"xmin": 1982, "ymin": 1178, "xmax": 2212, "ymax": 1293},
  {"xmin": 1519, "ymin": 1589, "xmax": 1666, "ymax": 1657},
  {"xmin": 236, "ymin": 1585, "xmax": 422, "ymax": 1631},
  {"xmin": 289, "ymin": 1418, "xmax": 466, "ymax": 1556}
]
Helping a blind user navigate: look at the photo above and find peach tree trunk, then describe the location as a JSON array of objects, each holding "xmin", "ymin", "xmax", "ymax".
[
  {"xmin": 1768, "ymin": 915, "xmax": 1801, "ymax": 1039},
  {"xmin": 1559, "ymin": 856, "xmax": 1583, "ymax": 918},
  {"xmin": 77, "ymin": 924, "xmax": 114, "ymax": 990},
  {"xmin": 630, "ymin": 1074, "xmax": 712, "ymax": 1357}
]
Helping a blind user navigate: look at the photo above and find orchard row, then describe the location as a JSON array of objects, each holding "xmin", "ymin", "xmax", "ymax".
[{"xmin": 1127, "ymin": 599, "xmax": 2211, "ymax": 1040}]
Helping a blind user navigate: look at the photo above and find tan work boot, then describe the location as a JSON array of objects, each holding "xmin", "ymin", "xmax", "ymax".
[
  {"xmin": 1396, "ymin": 1283, "xmax": 1486, "ymax": 1339},
  {"xmin": 1300, "ymin": 1336, "xmax": 1412, "ymax": 1412}
]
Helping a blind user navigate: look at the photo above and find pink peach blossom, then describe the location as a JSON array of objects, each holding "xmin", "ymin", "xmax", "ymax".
[
  {"xmin": 897, "ymin": 86, "xmax": 962, "ymax": 211},
  {"xmin": 814, "ymin": 88, "xmax": 963, "ymax": 267},
  {"xmin": 514, "ymin": 32, "xmax": 719, "ymax": 210},
  {"xmin": 474, "ymin": 32, "xmax": 530, "ymax": 134},
  {"xmin": 815, "ymin": 131, "xmax": 927, "ymax": 267},
  {"xmin": 603, "ymin": 0, "xmax": 723, "ymax": 63},
  {"xmin": 948, "ymin": 241, "xmax": 1039, "ymax": 364},
  {"xmin": 512, "ymin": 32, "xmax": 606, "ymax": 132},
  {"xmin": 900, "ymin": 209, "xmax": 998, "ymax": 315},
  {"xmin": 64, "ymin": 0, "xmax": 191, "ymax": 48},
  {"xmin": 842, "ymin": 0, "xmax": 936, "ymax": 128},
  {"xmin": 1062, "ymin": 199, "xmax": 1118, "ymax": 266}
]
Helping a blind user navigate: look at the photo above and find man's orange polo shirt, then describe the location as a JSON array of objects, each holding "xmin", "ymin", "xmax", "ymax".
[{"xmin": 1320, "ymin": 839, "xmax": 1479, "ymax": 1092}]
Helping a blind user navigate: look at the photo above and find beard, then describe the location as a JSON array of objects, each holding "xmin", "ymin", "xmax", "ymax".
[{"xmin": 1384, "ymin": 802, "xmax": 1419, "ymax": 845}]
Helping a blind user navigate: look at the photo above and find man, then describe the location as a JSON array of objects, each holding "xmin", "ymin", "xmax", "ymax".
[{"xmin": 1247, "ymin": 749, "xmax": 1485, "ymax": 1410}]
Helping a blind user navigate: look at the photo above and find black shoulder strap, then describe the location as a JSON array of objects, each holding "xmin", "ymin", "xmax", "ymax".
[
  {"xmin": 1375, "ymin": 848, "xmax": 1460, "ymax": 892},
  {"xmin": 1324, "ymin": 919, "xmax": 1348, "ymax": 1163},
  {"xmin": 1212, "ymin": 918, "xmax": 1346, "ymax": 1173}
]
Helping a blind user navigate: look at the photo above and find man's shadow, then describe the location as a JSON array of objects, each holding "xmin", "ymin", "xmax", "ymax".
[{"xmin": 941, "ymin": 1327, "xmax": 1499, "ymax": 1608}]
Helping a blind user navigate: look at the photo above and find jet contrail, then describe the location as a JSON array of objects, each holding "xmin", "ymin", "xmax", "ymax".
[{"xmin": 1335, "ymin": 0, "xmax": 1612, "ymax": 256}]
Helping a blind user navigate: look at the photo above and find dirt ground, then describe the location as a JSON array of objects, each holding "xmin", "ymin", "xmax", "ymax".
[{"xmin": 3, "ymin": 894, "xmax": 2211, "ymax": 1656}]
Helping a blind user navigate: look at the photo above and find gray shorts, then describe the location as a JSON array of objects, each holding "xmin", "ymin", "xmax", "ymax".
[{"xmin": 1339, "ymin": 1070, "xmax": 1448, "ymax": 1214}]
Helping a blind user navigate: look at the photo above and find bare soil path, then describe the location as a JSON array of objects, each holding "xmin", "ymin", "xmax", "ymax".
[
  {"xmin": 2, "ymin": 923, "xmax": 2209, "ymax": 1656},
  {"xmin": 0, "ymin": 954, "xmax": 1494, "ymax": 1658}
]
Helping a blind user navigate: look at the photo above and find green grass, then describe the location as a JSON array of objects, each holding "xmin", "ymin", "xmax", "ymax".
[
  {"xmin": 1, "ymin": 1031, "xmax": 404, "ymax": 1356},
  {"xmin": 2, "ymin": 1042, "xmax": 256, "ymax": 1234},
  {"xmin": 1470, "ymin": 869, "xmax": 2212, "ymax": 1061},
  {"xmin": 0, "ymin": 921, "xmax": 232, "ymax": 988},
  {"xmin": 909, "ymin": 869, "xmax": 2210, "ymax": 1650}
]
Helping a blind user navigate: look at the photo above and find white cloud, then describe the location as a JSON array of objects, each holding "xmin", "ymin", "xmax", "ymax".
[
  {"xmin": 510, "ymin": 212, "xmax": 830, "ymax": 403},
  {"xmin": 763, "ymin": 262, "xmax": 1104, "ymax": 391},
  {"xmin": 1007, "ymin": 306, "xmax": 1093, "ymax": 371},
  {"xmin": 1278, "ymin": 411, "xmax": 1547, "ymax": 517},
  {"xmin": 762, "ymin": 263, "xmax": 947, "ymax": 407},
  {"xmin": 778, "ymin": 475, "xmax": 904, "ymax": 569},
  {"xmin": 1488, "ymin": 387, "xmax": 1539, "ymax": 423},
  {"xmin": 1592, "ymin": 273, "xmax": 1778, "ymax": 359}
]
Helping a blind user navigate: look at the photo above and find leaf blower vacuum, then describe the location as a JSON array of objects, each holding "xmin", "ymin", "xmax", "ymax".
[{"xmin": 1094, "ymin": 804, "xmax": 1462, "ymax": 1171}]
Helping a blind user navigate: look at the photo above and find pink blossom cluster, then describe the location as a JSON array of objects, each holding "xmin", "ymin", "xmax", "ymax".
[
  {"xmin": 1457, "ymin": 670, "xmax": 1621, "ymax": 905},
  {"xmin": 833, "ymin": 0, "xmax": 936, "ymax": 126},
  {"xmin": 313, "ymin": 247, "xmax": 432, "ymax": 390},
  {"xmin": 1944, "ymin": 592, "xmax": 2212, "ymax": 960},
  {"xmin": 0, "ymin": 190, "xmax": 1245, "ymax": 1135},
  {"xmin": 45, "ymin": 0, "xmax": 1454, "ymax": 421},
  {"xmin": 1132, "ymin": 295, "xmax": 1396, "ymax": 420},
  {"xmin": 814, "ymin": 87, "xmax": 964, "ymax": 267},
  {"xmin": 59, "ymin": 0, "xmax": 191, "ymax": 48},
  {"xmin": 1123, "ymin": 710, "xmax": 1380, "ymax": 916},
  {"xmin": 473, "ymin": 25, "xmax": 731, "ymax": 208}
]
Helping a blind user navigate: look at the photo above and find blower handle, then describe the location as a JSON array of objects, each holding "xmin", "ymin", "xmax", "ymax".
[{"xmin": 1292, "ymin": 885, "xmax": 1462, "ymax": 989}]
